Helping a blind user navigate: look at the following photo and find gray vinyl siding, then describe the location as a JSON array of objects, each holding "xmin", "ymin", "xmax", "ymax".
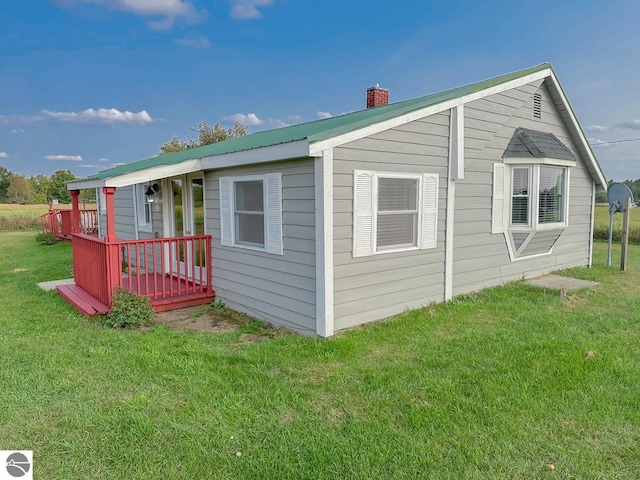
[
  {"xmin": 332, "ymin": 111, "xmax": 450, "ymax": 331},
  {"xmin": 205, "ymin": 159, "xmax": 316, "ymax": 336},
  {"xmin": 452, "ymin": 79, "xmax": 594, "ymax": 295},
  {"xmin": 97, "ymin": 185, "xmax": 136, "ymax": 240}
]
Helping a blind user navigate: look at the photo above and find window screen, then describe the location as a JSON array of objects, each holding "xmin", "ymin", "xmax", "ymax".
[
  {"xmin": 511, "ymin": 167, "xmax": 529, "ymax": 225},
  {"xmin": 376, "ymin": 177, "xmax": 418, "ymax": 248},
  {"xmin": 538, "ymin": 166, "xmax": 564, "ymax": 224},
  {"xmin": 235, "ymin": 180, "xmax": 264, "ymax": 246}
]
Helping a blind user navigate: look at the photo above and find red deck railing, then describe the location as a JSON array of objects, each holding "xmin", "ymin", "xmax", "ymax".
[
  {"xmin": 41, "ymin": 208, "xmax": 98, "ymax": 239},
  {"xmin": 119, "ymin": 235, "xmax": 213, "ymax": 300},
  {"xmin": 71, "ymin": 233, "xmax": 212, "ymax": 307},
  {"xmin": 72, "ymin": 233, "xmax": 112, "ymax": 305}
]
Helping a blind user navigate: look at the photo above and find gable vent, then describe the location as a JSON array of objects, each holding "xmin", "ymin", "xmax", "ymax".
[{"xmin": 533, "ymin": 93, "xmax": 542, "ymax": 118}]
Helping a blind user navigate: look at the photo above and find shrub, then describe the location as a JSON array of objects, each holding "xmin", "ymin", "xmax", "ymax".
[
  {"xmin": 593, "ymin": 224, "xmax": 640, "ymax": 244},
  {"xmin": 35, "ymin": 232, "xmax": 57, "ymax": 245},
  {"xmin": 103, "ymin": 288, "xmax": 155, "ymax": 329}
]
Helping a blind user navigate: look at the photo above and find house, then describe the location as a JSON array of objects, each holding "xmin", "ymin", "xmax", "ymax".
[{"xmin": 63, "ymin": 63, "xmax": 607, "ymax": 337}]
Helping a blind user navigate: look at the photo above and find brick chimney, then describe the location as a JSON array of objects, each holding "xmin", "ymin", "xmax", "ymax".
[{"xmin": 366, "ymin": 84, "xmax": 389, "ymax": 108}]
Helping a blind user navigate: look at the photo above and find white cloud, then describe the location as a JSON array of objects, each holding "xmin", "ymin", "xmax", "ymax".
[
  {"xmin": 45, "ymin": 154, "xmax": 84, "ymax": 161},
  {"xmin": 230, "ymin": 0, "xmax": 273, "ymax": 19},
  {"xmin": 173, "ymin": 33, "xmax": 210, "ymax": 49},
  {"xmin": 11, "ymin": 129, "xmax": 26, "ymax": 134},
  {"xmin": 224, "ymin": 113, "xmax": 263, "ymax": 126},
  {"xmin": 586, "ymin": 125, "xmax": 609, "ymax": 132},
  {"xmin": 54, "ymin": 0, "xmax": 205, "ymax": 30},
  {"xmin": 0, "ymin": 152, "xmax": 8, "ymax": 158},
  {"xmin": 588, "ymin": 138, "xmax": 611, "ymax": 148},
  {"xmin": 99, "ymin": 158, "xmax": 110, "ymax": 162},
  {"xmin": 78, "ymin": 164, "xmax": 101, "ymax": 168},
  {"xmin": 112, "ymin": 162, "xmax": 125, "ymax": 167},
  {"xmin": 317, "ymin": 112, "xmax": 332, "ymax": 119},
  {"xmin": 617, "ymin": 119, "xmax": 640, "ymax": 130},
  {"xmin": 268, "ymin": 119, "xmax": 288, "ymax": 128},
  {"xmin": 42, "ymin": 108, "xmax": 153, "ymax": 125},
  {"xmin": 286, "ymin": 115, "xmax": 302, "ymax": 123}
]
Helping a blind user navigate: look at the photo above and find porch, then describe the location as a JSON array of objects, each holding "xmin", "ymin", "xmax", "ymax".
[
  {"xmin": 57, "ymin": 188, "xmax": 215, "ymax": 316},
  {"xmin": 41, "ymin": 205, "xmax": 98, "ymax": 240},
  {"xmin": 58, "ymin": 233, "xmax": 214, "ymax": 315}
]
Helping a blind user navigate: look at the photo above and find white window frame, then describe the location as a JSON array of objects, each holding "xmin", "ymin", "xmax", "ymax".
[
  {"xmin": 234, "ymin": 178, "xmax": 266, "ymax": 249},
  {"xmin": 504, "ymin": 162, "xmax": 571, "ymax": 232},
  {"xmin": 219, "ymin": 173, "xmax": 283, "ymax": 255},
  {"xmin": 353, "ymin": 170, "xmax": 439, "ymax": 257},
  {"xmin": 98, "ymin": 188, "xmax": 106, "ymax": 214},
  {"xmin": 135, "ymin": 183, "xmax": 152, "ymax": 233},
  {"xmin": 375, "ymin": 173, "xmax": 421, "ymax": 253}
]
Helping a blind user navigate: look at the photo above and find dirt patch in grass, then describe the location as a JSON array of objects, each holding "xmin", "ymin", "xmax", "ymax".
[
  {"xmin": 155, "ymin": 305, "xmax": 254, "ymax": 332},
  {"xmin": 153, "ymin": 304, "xmax": 288, "ymax": 341}
]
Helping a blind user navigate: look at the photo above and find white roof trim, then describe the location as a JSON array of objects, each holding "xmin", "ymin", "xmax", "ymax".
[
  {"xmin": 67, "ymin": 158, "xmax": 203, "ymax": 190},
  {"xmin": 503, "ymin": 157, "xmax": 577, "ymax": 167},
  {"xmin": 309, "ymin": 69, "xmax": 552, "ymax": 155},
  {"xmin": 545, "ymin": 71, "xmax": 607, "ymax": 189},
  {"xmin": 67, "ymin": 178, "xmax": 106, "ymax": 190},
  {"xmin": 67, "ymin": 140, "xmax": 310, "ymax": 190},
  {"xmin": 200, "ymin": 139, "xmax": 310, "ymax": 169}
]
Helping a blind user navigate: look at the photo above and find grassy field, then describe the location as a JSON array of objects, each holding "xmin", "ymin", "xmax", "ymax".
[
  {"xmin": 2, "ymin": 231, "xmax": 640, "ymax": 478},
  {"xmin": 594, "ymin": 204, "xmax": 640, "ymax": 243},
  {"xmin": 0, "ymin": 203, "xmax": 96, "ymax": 231}
]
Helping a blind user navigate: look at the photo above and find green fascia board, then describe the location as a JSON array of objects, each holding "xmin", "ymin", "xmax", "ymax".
[{"xmin": 87, "ymin": 63, "xmax": 551, "ymax": 181}]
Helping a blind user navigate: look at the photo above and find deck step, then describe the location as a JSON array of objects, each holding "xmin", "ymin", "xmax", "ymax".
[
  {"xmin": 57, "ymin": 284, "xmax": 109, "ymax": 316},
  {"xmin": 150, "ymin": 291, "xmax": 215, "ymax": 312}
]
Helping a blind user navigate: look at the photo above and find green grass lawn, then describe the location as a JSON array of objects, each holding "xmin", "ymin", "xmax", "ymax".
[{"xmin": 2, "ymin": 232, "xmax": 640, "ymax": 479}]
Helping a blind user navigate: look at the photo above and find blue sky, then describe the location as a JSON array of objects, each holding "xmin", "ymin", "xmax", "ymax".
[{"xmin": 1, "ymin": 0, "xmax": 639, "ymax": 181}]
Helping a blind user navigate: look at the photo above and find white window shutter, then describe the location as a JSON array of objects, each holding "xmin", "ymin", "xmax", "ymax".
[
  {"xmin": 492, "ymin": 163, "xmax": 505, "ymax": 234},
  {"xmin": 420, "ymin": 173, "xmax": 439, "ymax": 249},
  {"xmin": 265, "ymin": 173, "xmax": 283, "ymax": 255},
  {"xmin": 353, "ymin": 170, "xmax": 374, "ymax": 257},
  {"xmin": 219, "ymin": 177, "xmax": 233, "ymax": 246}
]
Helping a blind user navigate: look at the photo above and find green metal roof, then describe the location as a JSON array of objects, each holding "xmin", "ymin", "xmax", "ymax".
[{"xmin": 87, "ymin": 63, "xmax": 552, "ymax": 181}]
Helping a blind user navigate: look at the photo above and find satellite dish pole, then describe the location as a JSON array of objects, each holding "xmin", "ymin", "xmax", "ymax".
[{"xmin": 606, "ymin": 183, "xmax": 634, "ymax": 267}]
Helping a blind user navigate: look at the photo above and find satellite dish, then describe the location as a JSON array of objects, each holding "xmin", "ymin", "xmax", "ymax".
[{"xmin": 607, "ymin": 183, "xmax": 634, "ymax": 213}]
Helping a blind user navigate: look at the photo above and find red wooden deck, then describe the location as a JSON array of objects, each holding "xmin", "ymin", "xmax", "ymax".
[
  {"xmin": 58, "ymin": 272, "xmax": 215, "ymax": 316},
  {"xmin": 57, "ymin": 283, "xmax": 110, "ymax": 316},
  {"xmin": 122, "ymin": 272, "xmax": 215, "ymax": 312},
  {"xmin": 56, "ymin": 189, "xmax": 215, "ymax": 317}
]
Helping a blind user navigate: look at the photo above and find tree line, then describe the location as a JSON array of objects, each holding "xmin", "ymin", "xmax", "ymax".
[
  {"xmin": 595, "ymin": 179, "xmax": 640, "ymax": 204},
  {"xmin": 0, "ymin": 167, "xmax": 95, "ymax": 204},
  {"xmin": 0, "ymin": 121, "xmax": 247, "ymax": 206}
]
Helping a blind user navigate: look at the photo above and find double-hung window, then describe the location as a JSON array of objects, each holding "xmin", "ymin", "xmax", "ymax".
[
  {"xmin": 235, "ymin": 180, "xmax": 265, "ymax": 247},
  {"xmin": 353, "ymin": 171, "xmax": 439, "ymax": 257},
  {"xmin": 377, "ymin": 177, "xmax": 419, "ymax": 250},
  {"xmin": 219, "ymin": 173, "xmax": 283, "ymax": 255},
  {"xmin": 510, "ymin": 167, "xmax": 530, "ymax": 226}
]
